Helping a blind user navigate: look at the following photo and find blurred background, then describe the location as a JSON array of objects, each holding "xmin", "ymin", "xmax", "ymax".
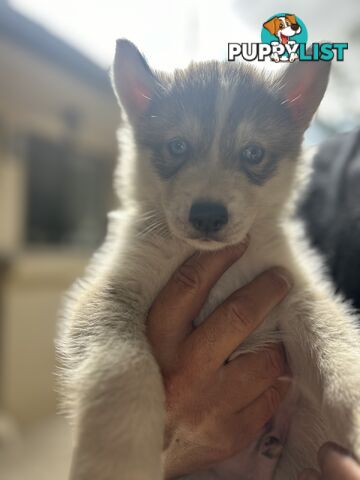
[{"xmin": 0, "ymin": 0, "xmax": 359, "ymax": 478}]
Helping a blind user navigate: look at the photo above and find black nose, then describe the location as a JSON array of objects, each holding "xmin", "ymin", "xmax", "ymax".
[
  {"xmin": 189, "ymin": 201, "xmax": 228, "ymax": 234},
  {"xmin": 291, "ymin": 23, "xmax": 299, "ymax": 31}
]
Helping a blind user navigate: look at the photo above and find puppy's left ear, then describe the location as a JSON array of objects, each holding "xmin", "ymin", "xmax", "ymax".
[
  {"xmin": 285, "ymin": 14, "xmax": 297, "ymax": 24},
  {"xmin": 112, "ymin": 39, "xmax": 160, "ymax": 123},
  {"xmin": 279, "ymin": 56, "xmax": 331, "ymax": 129}
]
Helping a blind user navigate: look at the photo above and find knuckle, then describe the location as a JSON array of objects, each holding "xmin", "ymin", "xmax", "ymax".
[
  {"xmin": 174, "ymin": 262, "xmax": 202, "ymax": 292},
  {"xmin": 265, "ymin": 386, "xmax": 281, "ymax": 414},
  {"xmin": 202, "ymin": 325, "xmax": 218, "ymax": 348},
  {"xmin": 228, "ymin": 300, "xmax": 253, "ymax": 330},
  {"xmin": 163, "ymin": 354, "xmax": 192, "ymax": 394}
]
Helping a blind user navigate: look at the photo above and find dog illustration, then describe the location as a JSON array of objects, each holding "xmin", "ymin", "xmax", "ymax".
[
  {"xmin": 263, "ymin": 14, "xmax": 301, "ymax": 45},
  {"xmin": 263, "ymin": 14, "xmax": 302, "ymax": 62},
  {"xmin": 58, "ymin": 40, "xmax": 360, "ymax": 480}
]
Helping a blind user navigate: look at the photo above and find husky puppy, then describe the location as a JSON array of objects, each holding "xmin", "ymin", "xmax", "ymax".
[{"xmin": 58, "ymin": 40, "xmax": 360, "ymax": 480}]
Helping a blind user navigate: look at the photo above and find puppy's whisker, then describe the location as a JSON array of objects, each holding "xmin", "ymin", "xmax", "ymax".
[{"xmin": 136, "ymin": 214, "xmax": 168, "ymax": 239}]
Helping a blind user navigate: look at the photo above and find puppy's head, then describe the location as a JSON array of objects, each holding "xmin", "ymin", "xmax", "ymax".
[
  {"xmin": 112, "ymin": 40, "xmax": 330, "ymax": 251},
  {"xmin": 263, "ymin": 15, "xmax": 301, "ymax": 40}
]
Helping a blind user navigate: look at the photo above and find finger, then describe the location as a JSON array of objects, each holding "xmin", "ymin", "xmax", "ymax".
[
  {"xmin": 318, "ymin": 442, "xmax": 360, "ymax": 480},
  {"xmin": 184, "ymin": 267, "xmax": 292, "ymax": 370},
  {"xmin": 147, "ymin": 240, "xmax": 249, "ymax": 361},
  {"xmin": 225, "ymin": 378, "xmax": 291, "ymax": 453},
  {"xmin": 218, "ymin": 346, "xmax": 287, "ymax": 410},
  {"xmin": 298, "ymin": 468, "xmax": 321, "ymax": 480}
]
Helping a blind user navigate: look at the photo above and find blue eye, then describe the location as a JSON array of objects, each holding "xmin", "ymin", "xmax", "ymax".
[
  {"xmin": 240, "ymin": 145, "xmax": 265, "ymax": 165},
  {"xmin": 167, "ymin": 138, "xmax": 189, "ymax": 156}
]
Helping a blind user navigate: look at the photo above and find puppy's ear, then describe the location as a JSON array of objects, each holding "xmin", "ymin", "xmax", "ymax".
[
  {"xmin": 112, "ymin": 39, "xmax": 159, "ymax": 123},
  {"xmin": 279, "ymin": 54, "xmax": 331, "ymax": 129},
  {"xmin": 285, "ymin": 14, "xmax": 297, "ymax": 24},
  {"xmin": 263, "ymin": 17, "xmax": 280, "ymax": 35}
]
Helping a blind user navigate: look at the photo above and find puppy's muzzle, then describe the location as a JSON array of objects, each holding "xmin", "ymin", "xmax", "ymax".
[
  {"xmin": 291, "ymin": 23, "xmax": 300, "ymax": 31},
  {"xmin": 189, "ymin": 201, "xmax": 229, "ymax": 235}
]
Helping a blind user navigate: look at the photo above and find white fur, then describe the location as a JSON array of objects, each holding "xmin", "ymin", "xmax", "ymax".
[{"xmin": 58, "ymin": 68, "xmax": 360, "ymax": 480}]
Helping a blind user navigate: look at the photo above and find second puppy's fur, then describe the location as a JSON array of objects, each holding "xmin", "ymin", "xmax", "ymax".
[{"xmin": 58, "ymin": 40, "xmax": 360, "ymax": 479}]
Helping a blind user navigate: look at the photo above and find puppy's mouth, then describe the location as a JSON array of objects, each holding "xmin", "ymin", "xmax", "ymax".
[
  {"xmin": 184, "ymin": 233, "xmax": 228, "ymax": 251},
  {"xmin": 168, "ymin": 221, "xmax": 247, "ymax": 252},
  {"xmin": 280, "ymin": 33, "xmax": 289, "ymax": 43},
  {"xmin": 167, "ymin": 220, "xmax": 231, "ymax": 250}
]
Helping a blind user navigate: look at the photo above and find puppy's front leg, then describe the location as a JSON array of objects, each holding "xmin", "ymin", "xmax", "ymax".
[
  {"xmin": 290, "ymin": 296, "xmax": 360, "ymax": 451},
  {"xmin": 60, "ymin": 285, "xmax": 166, "ymax": 480},
  {"xmin": 275, "ymin": 293, "xmax": 360, "ymax": 479},
  {"xmin": 68, "ymin": 336, "xmax": 165, "ymax": 480}
]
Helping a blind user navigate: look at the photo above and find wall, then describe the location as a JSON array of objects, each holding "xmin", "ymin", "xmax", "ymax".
[{"xmin": 0, "ymin": 32, "xmax": 119, "ymax": 427}]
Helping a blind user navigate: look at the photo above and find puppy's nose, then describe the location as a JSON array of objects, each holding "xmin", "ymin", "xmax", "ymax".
[
  {"xmin": 189, "ymin": 201, "xmax": 228, "ymax": 234},
  {"xmin": 291, "ymin": 23, "xmax": 299, "ymax": 31}
]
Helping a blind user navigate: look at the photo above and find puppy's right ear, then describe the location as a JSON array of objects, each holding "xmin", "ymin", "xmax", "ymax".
[{"xmin": 112, "ymin": 39, "xmax": 159, "ymax": 123}]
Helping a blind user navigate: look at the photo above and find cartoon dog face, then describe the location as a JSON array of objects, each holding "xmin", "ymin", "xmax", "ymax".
[{"xmin": 263, "ymin": 14, "xmax": 301, "ymax": 44}]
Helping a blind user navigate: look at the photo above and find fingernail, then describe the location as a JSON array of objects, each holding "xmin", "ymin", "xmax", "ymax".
[
  {"xmin": 298, "ymin": 468, "xmax": 321, "ymax": 480},
  {"xmin": 239, "ymin": 235, "xmax": 250, "ymax": 249},
  {"xmin": 233, "ymin": 235, "xmax": 250, "ymax": 255},
  {"xmin": 283, "ymin": 362, "xmax": 292, "ymax": 376},
  {"xmin": 319, "ymin": 442, "xmax": 353, "ymax": 465},
  {"xmin": 273, "ymin": 267, "xmax": 293, "ymax": 290},
  {"xmin": 273, "ymin": 378, "xmax": 292, "ymax": 400}
]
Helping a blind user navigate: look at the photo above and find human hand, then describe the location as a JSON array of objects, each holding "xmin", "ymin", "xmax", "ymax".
[
  {"xmin": 299, "ymin": 442, "xmax": 360, "ymax": 480},
  {"xmin": 146, "ymin": 240, "xmax": 292, "ymax": 478}
]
